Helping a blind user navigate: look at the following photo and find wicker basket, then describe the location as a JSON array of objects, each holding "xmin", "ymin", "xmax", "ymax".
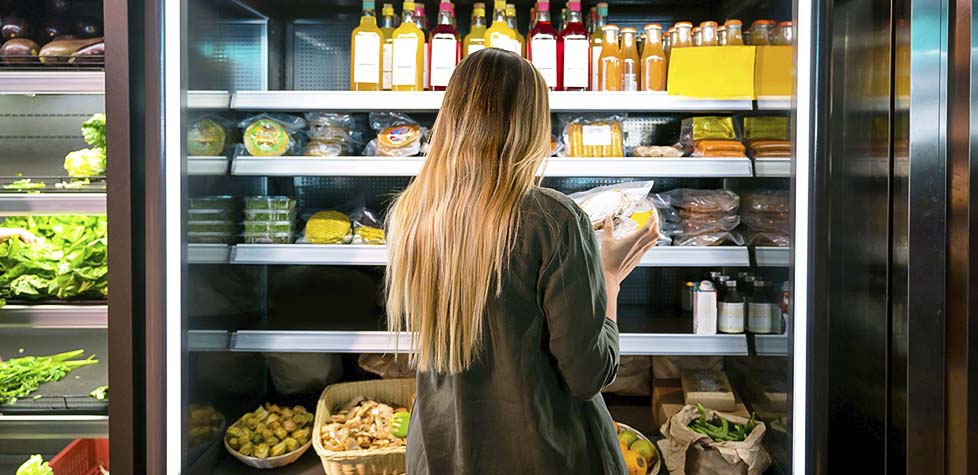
[{"xmin": 313, "ymin": 378, "xmax": 415, "ymax": 475}]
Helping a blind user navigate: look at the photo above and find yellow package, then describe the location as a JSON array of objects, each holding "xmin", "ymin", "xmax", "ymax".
[
  {"xmin": 306, "ymin": 210, "xmax": 352, "ymax": 244},
  {"xmin": 562, "ymin": 117, "xmax": 625, "ymax": 158}
]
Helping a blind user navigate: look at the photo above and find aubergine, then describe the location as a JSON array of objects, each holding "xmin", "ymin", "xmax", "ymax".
[
  {"xmin": 73, "ymin": 18, "xmax": 101, "ymax": 38},
  {"xmin": 40, "ymin": 17, "xmax": 71, "ymax": 42},
  {"xmin": 68, "ymin": 40, "xmax": 103, "ymax": 64},
  {"xmin": 1, "ymin": 38, "xmax": 39, "ymax": 64},
  {"xmin": 1, "ymin": 15, "xmax": 30, "ymax": 40},
  {"xmin": 39, "ymin": 37, "xmax": 100, "ymax": 64}
]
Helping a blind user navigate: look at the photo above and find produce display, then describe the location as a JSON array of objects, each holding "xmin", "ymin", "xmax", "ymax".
[
  {"xmin": 243, "ymin": 196, "xmax": 295, "ymax": 244},
  {"xmin": 688, "ymin": 403, "xmax": 758, "ymax": 442},
  {"xmin": 64, "ymin": 113, "xmax": 107, "ymax": 179},
  {"xmin": 15, "ymin": 455, "xmax": 52, "ymax": 475},
  {"xmin": 616, "ymin": 423, "xmax": 658, "ymax": 475},
  {"xmin": 0, "ymin": 215, "xmax": 108, "ymax": 305},
  {"xmin": 0, "ymin": 349, "xmax": 98, "ymax": 405},
  {"xmin": 225, "ymin": 403, "xmax": 313, "ymax": 459},
  {"xmin": 0, "ymin": 0, "xmax": 103, "ymax": 66},
  {"xmin": 89, "ymin": 384, "xmax": 108, "ymax": 400},
  {"xmin": 319, "ymin": 397, "xmax": 409, "ymax": 451}
]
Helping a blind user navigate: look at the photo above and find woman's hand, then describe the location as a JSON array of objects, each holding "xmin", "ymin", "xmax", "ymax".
[
  {"xmin": 0, "ymin": 227, "xmax": 38, "ymax": 244},
  {"xmin": 599, "ymin": 212, "xmax": 660, "ymax": 320}
]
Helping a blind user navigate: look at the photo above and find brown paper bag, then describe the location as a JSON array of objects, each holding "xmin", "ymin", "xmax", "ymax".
[
  {"xmin": 358, "ymin": 353, "xmax": 416, "ymax": 379},
  {"xmin": 603, "ymin": 355, "xmax": 652, "ymax": 396},
  {"xmin": 658, "ymin": 405, "xmax": 771, "ymax": 475}
]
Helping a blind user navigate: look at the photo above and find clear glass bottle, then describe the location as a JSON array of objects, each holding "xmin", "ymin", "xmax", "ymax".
[
  {"xmin": 748, "ymin": 280, "xmax": 774, "ymax": 334},
  {"xmin": 640, "ymin": 23, "xmax": 666, "ymax": 91},
  {"xmin": 597, "ymin": 24, "xmax": 622, "ymax": 91},
  {"xmin": 718, "ymin": 25, "xmax": 727, "ymax": 45},
  {"xmin": 663, "ymin": 26, "xmax": 674, "ymax": 59},
  {"xmin": 673, "ymin": 21, "xmax": 693, "ymax": 48},
  {"xmin": 776, "ymin": 21, "xmax": 794, "ymax": 45},
  {"xmin": 528, "ymin": 0, "xmax": 559, "ymax": 89},
  {"xmin": 485, "ymin": 0, "xmax": 520, "ymax": 54},
  {"xmin": 350, "ymin": 0, "xmax": 384, "ymax": 91},
  {"xmin": 589, "ymin": 2, "xmax": 608, "ymax": 90},
  {"xmin": 463, "ymin": 2, "xmax": 487, "ymax": 56},
  {"xmin": 380, "ymin": 3, "xmax": 398, "ymax": 90},
  {"xmin": 619, "ymin": 26, "xmax": 639, "ymax": 91},
  {"xmin": 558, "ymin": 0, "xmax": 589, "ymax": 91},
  {"xmin": 505, "ymin": 3, "xmax": 525, "ymax": 56},
  {"xmin": 724, "ymin": 19, "xmax": 744, "ymax": 45},
  {"xmin": 699, "ymin": 21, "xmax": 718, "ymax": 46},
  {"xmin": 718, "ymin": 279, "xmax": 745, "ymax": 334},
  {"xmin": 428, "ymin": 1, "xmax": 460, "ymax": 90},
  {"xmin": 691, "ymin": 26, "xmax": 702, "ymax": 46},
  {"xmin": 749, "ymin": 20, "xmax": 772, "ymax": 45},
  {"xmin": 391, "ymin": 1, "xmax": 426, "ymax": 91},
  {"xmin": 415, "ymin": 2, "xmax": 430, "ymax": 89}
]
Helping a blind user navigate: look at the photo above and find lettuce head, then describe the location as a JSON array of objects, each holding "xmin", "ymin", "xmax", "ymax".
[
  {"xmin": 64, "ymin": 147, "xmax": 107, "ymax": 178},
  {"xmin": 16, "ymin": 455, "xmax": 53, "ymax": 475}
]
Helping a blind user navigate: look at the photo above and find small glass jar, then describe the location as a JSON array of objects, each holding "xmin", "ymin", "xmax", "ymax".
[
  {"xmin": 718, "ymin": 25, "xmax": 727, "ymax": 45},
  {"xmin": 776, "ymin": 20, "xmax": 794, "ymax": 45},
  {"xmin": 698, "ymin": 21, "xmax": 718, "ymax": 46},
  {"xmin": 749, "ymin": 20, "xmax": 772, "ymax": 45},
  {"xmin": 724, "ymin": 19, "xmax": 744, "ymax": 45},
  {"xmin": 691, "ymin": 26, "xmax": 702, "ymax": 46}
]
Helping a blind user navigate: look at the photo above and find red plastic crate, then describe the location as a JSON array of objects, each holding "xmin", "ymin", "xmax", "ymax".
[{"xmin": 49, "ymin": 439, "xmax": 109, "ymax": 475}]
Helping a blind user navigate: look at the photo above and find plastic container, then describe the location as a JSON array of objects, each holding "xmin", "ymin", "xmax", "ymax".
[
  {"xmin": 244, "ymin": 221, "xmax": 295, "ymax": 234},
  {"xmin": 243, "ymin": 231, "xmax": 294, "ymax": 244},
  {"xmin": 189, "ymin": 195, "xmax": 238, "ymax": 211},
  {"xmin": 244, "ymin": 208, "xmax": 297, "ymax": 221},
  {"xmin": 188, "ymin": 231, "xmax": 237, "ymax": 244},
  {"xmin": 49, "ymin": 438, "xmax": 109, "ymax": 475},
  {"xmin": 188, "ymin": 208, "xmax": 240, "ymax": 220},
  {"xmin": 245, "ymin": 196, "xmax": 295, "ymax": 211},
  {"xmin": 188, "ymin": 221, "xmax": 240, "ymax": 234}
]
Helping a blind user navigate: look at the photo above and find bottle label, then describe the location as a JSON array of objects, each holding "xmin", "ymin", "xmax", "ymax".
[
  {"xmin": 623, "ymin": 71, "xmax": 638, "ymax": 91},
  {"xmin": 392, "ymin": 36, "xmax": 419, "ymax": 86},
  {"xmin": 717, "ymin": 302, "xmax": 745, "ymax": 333},
  {"xmin": 353, "ymin": 32, "xmax": 382, "ymax": 84},
  {"xmin": 489, "ymin": 32, "xmax": 521, "ymax": 55},
  {"xmin": 430, "ymin": 37, "xmax": 458, "ymax": 87},
  {"xmin": 590, "ymin": 46, "xmax": 601, "ymax": 91},
  {"xmin": 582, "ymin": 125, "xmax": 612, "ymax": 146},
  {"xmin": 530, "ymin": 37, "xmax": 557, "ymax": 87},
  {"xmin": 468, "ymin": 43, "xmax": 486, "ymax": 55},
  {"xmin": 382, "ymin": 43, "xmax": 393, "ymax": 89},
  {"xmin": 747, "ymin": 303, "xmax": 772, "ymax": 333},
  {"xmin": 563, "ymin": 38, "xmax": 589, "ymax": 88},
  {"xmin": 423, "ymin": 42, "xmax": 430, "ymax": 88}
]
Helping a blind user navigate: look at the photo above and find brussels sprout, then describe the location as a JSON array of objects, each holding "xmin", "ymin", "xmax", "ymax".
[
  {"xmin": 253, "ymin": 406, "xmax": 269, "ymax": 420},
  {"xmin": 226, "ymin": 427, "xmax": 246, "ymax": 439},
  {"xmin": 239, "ymin": 442, "xmax": 254, "ymax": 456},
  {"xmin": 271, "ymin": 441, "xmax": 288, "ymax": 457},
  {"xmin": 255, "ymin": 423, "xmax": 267, "ymax": 434},
  {"xmin": 250, "ymin": 432, "xmax": 263, "ymax": 444},
  {"xmin": 284, "ymin": 437, "xmax": 299, "ymax": 451},
  {"xmin": 255, "ymin": 443, "xmax": 270, "ymax": 459}
]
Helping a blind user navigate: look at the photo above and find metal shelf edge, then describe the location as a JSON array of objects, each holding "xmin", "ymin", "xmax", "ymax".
[
  {"xmin": 0, "ymin": 415, "xmax": 109, "ymax": 439},
  {"xmin": 187, "ymin": 244, "xmax": 232, "ymax": 264},
  {"xmin": 187, "ymin": 90, "xmax": 231, "ymax": 109},
  {"xmin": 0, "ymin": 305, "xmax": 108, "ymax": 329},
  {"xmin": 0, "ymin": 71, "xmax": 105, "ymax": 94},
  {"xmin": 753, "ymin": 334, "xmax": 789, "ymax": 356},
  {"xmin": 753, "ymin": 157, "xmax": 792, "ymax": 177},
  {"xmin": 0, "ymin": 194, "xmax": 106, "ymax": 215},
  {"xmin": 188, "ymin": 330, "xmax": 232, "ymax": 351},
  {"xmin": 187, "ymin": 156, "xmax": 230, "ymax": 176},
  {"xmin": 754, "ymin": 246, "xmax": 790, "ymax": 267}
]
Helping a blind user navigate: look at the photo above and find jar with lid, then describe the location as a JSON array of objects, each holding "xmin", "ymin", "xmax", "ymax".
[
  {"xmin": 640, "ymin": 23, "xmax": 667, "ymax": 91},
  {"xmin": 718, "ymin": 280, "xmax": 745, "ymax": 333},
  {"xmin": 673, "ymin": 21, "xmax": 693, "ymax": 48},
  {"xmin": 691, "ymin": 26, "xmax": 702, "ymax": 46},
  {"xmin": 775, "ymin": 21, "xmax": 794, "ymax": 45},
  {"xmin": 698, "ymin": 21, "xmax": 718, "ymax": 46},
  {"xmin": 724, "ymin": 19, "xmax": 744, "ymax": 45},
  {"xmin": 749, "ymin": 20, "xmax": 772, "ymax": 45}
]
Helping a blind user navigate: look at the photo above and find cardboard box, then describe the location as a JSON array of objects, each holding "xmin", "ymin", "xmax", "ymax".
[
  {"xmin": 667, "ymin": 46, "xmax": 756, "ymax": 99},
  {"xmin": 753, "ymin": 45, "xmax": 794, "ymax": 97},
  {"xmin": 651, "ymin": 379, "xmax": 685, "ymax": 431},
  {"xmin": 681, "ymin": 370, "xmax": 736, "ymax": 412}
]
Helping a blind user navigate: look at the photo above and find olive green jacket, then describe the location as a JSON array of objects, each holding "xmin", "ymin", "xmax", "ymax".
[{"xmin": 406, "ymin": 188, "xmax": 626, "ymax": 475}]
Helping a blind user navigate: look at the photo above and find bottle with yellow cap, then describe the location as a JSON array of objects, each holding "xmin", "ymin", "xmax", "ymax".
[
  {"xmin": 640, "ymin": 23, "xmax": 666, "ymax": 91},
  {"xmin": 485, "ymin": 0, "xmax": 520, "ymax": 54},
  {"xmin": 391, "ymin": 1, "xmax": 426, "ymax": 91},
  {"xmin": 597, "ymin": 24, "xmax": 622, "ymax": 91},
  {"xmin": 505, "ymin": 4, "xmax": 525, "ymax": 57},
  {"xmin": 350, "ymin": 0, "xmax": 384, "ymax": 91},
  {"xmin": 619, "ymin": 26, "xmax": 639, "ymax": 91},
  {"xmin": 380, "ymin": 3, "xmax": 398, "ymax": 89},
  {"xmin": 463, "ymin": 3, "xmax": 488, "ymax": 56},
  {"xmin": 589, "ymin": 2, "xmax": 608, "ymax": 90}
]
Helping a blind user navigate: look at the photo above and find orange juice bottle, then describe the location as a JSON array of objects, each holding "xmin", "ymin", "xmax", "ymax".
[
  {"xmin": 673, "ymin": 21, "xmax": 693, "ymax": 48},
  {"xmin": 598, "ymin": 25, "xmax": 622, "ymax": 91},
  {"xmin": 506, "ymin": 4, "xmax": 525, "ymax": 56},
  {"xmin": 380, "ymin": 4, "xmax": 398, "ymax": 89},
  {"xmin": 691, "ymin": 26, "xmax": 702, "ymax": 46},
  {"xmin": 463, "ymin": 2, "xmax": 488, "ymax": 56},
  {"xmin": 724, "ymin": 20, "xmax": 744, "ymax": 45},
  {"xmin": 699, "ymin": 21, "xmax": 718, "ymax": 46},
  {"xmin": 350, "ymin": 0, "xmax": 384, "ymax": 90},
  {"xmin": 664, "ymin": 26, "xmax": 675, "ymax": 59},
  {"xmin": 391, "ymin": 1, "xmax": 425, "ymax": 91},
  {"xmin": 749, "ymin": 20, "xmax": 772, "ymax": 45},
  {"xmin": 640, "ymin": 23, "xmax": 666, "ymax": 91},
  {"xmin": 588, "ymin": 2, "xmax": 608, "ymax": 90},
  {"xmin": 485, "ymin": 0, "xmax": 520, "ymax": 54},
  {"xmin": 718, "ymin": 25, "xmax": 727, "ymax": 45},
  {"xmin": 619, "ymin": 27, "xmax": 639, "ymax": 91}
]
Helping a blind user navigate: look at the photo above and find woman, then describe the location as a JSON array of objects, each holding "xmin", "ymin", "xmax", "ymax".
[{"xmin": 386, "ymin": 48, "xmax": 660, "ymax": 475}]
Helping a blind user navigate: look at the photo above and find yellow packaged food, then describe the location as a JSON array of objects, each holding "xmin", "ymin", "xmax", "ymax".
[
  {"xmin": 562, "ymin": 116, "xmax": 626, "ymax": 158},
  {"xmin": 306, "ymin": 210, "xmax": 352, "ymax": 244}
]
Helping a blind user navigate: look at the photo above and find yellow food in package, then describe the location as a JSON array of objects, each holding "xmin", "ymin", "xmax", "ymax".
[
  {"xmin": 306, "ymin": 210, "xmax": 352, "ymax": 244},
  {"xmin": 563, "ymin": 119, "xmax": 625, "ymax": 158},
  {"xmin": 354, "ymin": 225, "xmax": 386, "ymax": 244},
  {"xmin": 689, "ymin": 116, "xmax": 737, "ymax": 141},
  {"xmin": 744, "ymin": 116, "xmax": 789, "ymax": 141}
]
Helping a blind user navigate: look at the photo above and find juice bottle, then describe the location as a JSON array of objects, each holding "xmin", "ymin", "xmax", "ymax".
[
  {"xmin": 776, "ymin": 21, "xmax": 794, "ymax": 45},
  {"xmin": 350, "ymin": 0, "xmax": 384, "ymax": 91},
  {"xmin": 619, "ymin": 27, "xmax": 639, "ymax": 91},
  {"xmin": 557, "ymin": 0, "xmax": 589, "ymax": 91},
  {"xmin": 718, "ymin": 25, "xmax": 727, "ymax": 45},
  {"xmin": 485, "ymin": 0, "xmax": 520, "ymax": 54},
  {"xmin": 391, "ymin": 1, "xmax": 425, "ymax": 91},
  {"xmin": 664, "ymin": 26, "xmax": 674, "ymax": 59},
  {"xmin": 415, "ymin": 3, "xmax": 430, "ymax": 89},
  {"xmin": 463, "ymin": 3, "xmax": 487, "ymax": 56},
  {"xmin": 691, "ymin": 26, "xmax": 702, "ymax": 46},
  {"xmin": 699, "ymin": 21, "xmax": 718, "ymax": 46},
  {"xmin": 597, "ymin": 25, "xmax": 622, "ymax": 91},
  {"xmin": 528, "ymin": 1, "xmax": 559, "ymax": 89},
  {"xmin": 429, "ymin": 1, "xmax": 461, "ymax": 90},
  {"xmin": 724, "ymin": 20, "xmax": 744, "ymax": 45},
  {"xmin": 380, "ymin": 3, "xmax": 398, "ymax": 90},
  {"xmin": 506, "ymin": 4, "xmax": 525, "ymax": 57},
  {"xmin": 530, "ymin": 6, "xmax": 537, "ymax": 29},
  {"xmin": 640, "ymin": 23, "xmax": 666, "ymax": 91},
  {"xmin": 673, "ymin": 21, "xmax": 693, "ymax": 48},
  {"xmin": 749, "ymin": 20, "xmax": 772, "ymax": 45},
  {"xmin": 589, "ymin": 2, "xmax": 608, "ymax": 90}
]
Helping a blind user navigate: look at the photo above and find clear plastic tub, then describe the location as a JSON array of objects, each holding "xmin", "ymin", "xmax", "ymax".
[
  {"xmin": 243, "ymin": 231, "xmax": 294, "ymax": 244},
  {"xmin": 244, "ymin": 196, "xmax": 296, "ymax": 211},
  {"xmin": 189, "ymin": 195, "xmax": 238, "ymax": 211},
  {"xmin": 188, "ymin": 231, "xmax": 237, "ymax": 244},
  {"xmin": 188, "ymin": 208, "xmax": 240, "ymax": 220},
  {"xmin": 244, "ymin": 208, "xmax": 297, "ymax": 221},
  {"xmin": 244, "ymin": 221, "xmax": 295, "ymax": 234},
  {"xmin": 188, "ymin": 221, "xmax": 240, "ymax": 234}
]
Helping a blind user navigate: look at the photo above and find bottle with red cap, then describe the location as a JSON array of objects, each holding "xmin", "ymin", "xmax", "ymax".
[
  {"xmin": 557, "ymin": 0, "xmax": 589, "ymax": 91},
  {"xmin": 528, "ymin": 1, "xmax": 559, "ymax": 89},
  {"xmin": 428, "ymin": 1, "xmax": 460, "ymax": 91}
]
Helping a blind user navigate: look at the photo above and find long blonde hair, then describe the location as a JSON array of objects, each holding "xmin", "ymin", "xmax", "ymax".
[{"xmin": 386, "ymin": 49, "xmax": 552, "ymax": 373}]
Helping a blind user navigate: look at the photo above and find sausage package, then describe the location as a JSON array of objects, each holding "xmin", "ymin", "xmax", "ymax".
[{"xmin": 560, "ymin": 115, "xmax": 626, "ymax": 157}]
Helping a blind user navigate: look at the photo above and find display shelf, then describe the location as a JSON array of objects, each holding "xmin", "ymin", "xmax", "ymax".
[
  {"xmin": 187, "ymin": 90, "xmax": 231, "ymax": 109},
  {"xmin": 0, "ymin": 193, "xmax": 106, "ymax": 215},
  {"xmin": 187, "ymin": 156, "xmax": 230, "ymax": 176},
  {"xmin": 753, "ymin": 157, "xmax": 792, "ymax": 177},
  {"xmin": 754, "ymin": 334, "xmax": 789, "ymax": 356},
  {"xmin": 228, "ymin": 330, "xmax": 746, "ymax": 355},
  {"xmin": 0, "ymin": 305, "xmax": 107, "ymax": 329},
  {"xmin": 0, "ymin": 415, "xmax": 108, "ymax": 439},
  {"xmin": 230, "ymin": 244, "xmax": 751, "ymax": 267},
  {"xmin": 754, "ymin": 246, "xmax": 790, "ymax": 267},
  {"xmin": 0, "ymin": 71, "xmax": 105, "ymax": 94},
  {"xmin": 188, "ymin": 330, "xmax": 232, "ymax": 351},
  {"xmin": 756, "ymin": 95, "xmax": 793, "ymax": 110},
  {"xmin": 230, "ymin": 156, "xmax": 754, "ymax": 178},
  {"xmin": 187, "ymin": 244, "xmax": 232, "ymax": 264},
  {"xmin": 230, "ymin": 90, "xmax": 754, "ymax": 112}
]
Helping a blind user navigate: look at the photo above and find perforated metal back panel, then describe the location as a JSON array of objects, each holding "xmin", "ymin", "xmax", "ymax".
[
  {"xmin": 0, "ymin": 96, "xmax": 103, "ymax": 176},
  {"xmin": 190, "ymin": 20, "xmax": 269, "ymax": 91},
  {"xmin": 292, "ymin": 20, "xmax": 356, "ymax": 90}
]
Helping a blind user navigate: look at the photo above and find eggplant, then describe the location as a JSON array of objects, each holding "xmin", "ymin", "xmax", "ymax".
[
  {"xmin": 1, "ymin": 15, "xmax": 30, "ymax": 40},
  {"xmin": 39, "ymin": 37, "xmax": 100, "ymax": 64},
  {"xmin": 1, "ymin": 38, "xmax": 39, "ymax": 64},
  {"xmin": 45, "ymin": 0, "xmax": 71, "ymax": 15},
  {"xmin": 73, "ymin": 18, "xmax": 101, "ymax": 39},
  {"xmin": 40, "ymin": 17, "xmax": 70, "ymax": 42},
  {"xmin": 68, "ymin": 40, "xmax": 103, "ymax": 64}
]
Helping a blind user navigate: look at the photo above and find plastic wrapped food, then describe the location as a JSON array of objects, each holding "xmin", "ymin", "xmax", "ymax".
[
  {"xmin": 187, "ymin": 117, "xmax": 231, "ymax": 156},
  {"xmin": 746, "ymin": 231, "xmax": 790, "ymax": 247},
  {"xmin": 239, "ymin": 114, "xmax": 305, "ymax": 157},
  {"xmin": 190, "ymin": 195, "xmax": 238, "ymax": 211},
  {"xmin": 244, "ymin": 221, "xmax": 295, "ymax": 234},
  {"xmin": 750, "ymin": 139, "xmax": 792, "ymax": 157},
  {"xmin": 244, "ymin": 209, "xmax": 296, "ymax": 222},
  {"xmin": 243, "ymin": 231, "xmax": 294, "ymax": 244},
  {"xmin": 561, "ymin": 115, "xmax": 626, "ymax": 157},
  {"xmin": 305, "ymin": 210, "xmax": 353, "ymax": 244},
  {"xmin": 680, "ymin": 116, "xmax": 739, "ymax": 145},
  {"xmin": 673, "ymin": 230, "xmax": 745, "ymax": 246},
  {"xmin": 362, "ymin": 112, "xmax": 427, "ymax": 157},
  {"xmin": 188, "ymin": 221, "xmax": 239, "ymax": 234},
  {"xmin": 244, "ymin": 196, "xmax": 296, "ymax": 211},
  {"xmin": 632, "ymin": 145, "xmax": 684, "ymax": 157},
  {"xmin": 303, "ymin": 113, "xmax": 365, "ymax": 156},
  {"xmin": 350, "ymin": 207, "xmax": 386, "ymax": 244},
  {"xmin": 568, "ymin": 181, "xmax": 655, "ymax": 233},
  {"xmin": 188, "ymin": 208, "xmax": 239, "ymax": 221},
  {"xmin": 744, "ymin": 116, "xmax": 789, "ymax": 141},
  {"xmin": 741, "ymin": 213, "xmax": 789, "ymax": 233},
  {"xmin": 661, "ymin": 189, "xmax": 740, "ymax": 214},
  {"xmin": 677, "ymin": 211, "xmax": 741, "ymax": 234},
  {"xmin": 742, "ymin": 190, "xmax": 789, "ymax": 214}
]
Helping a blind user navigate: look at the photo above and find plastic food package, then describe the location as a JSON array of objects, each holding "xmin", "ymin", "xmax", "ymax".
[
  {"xmin": 744, "ymin": 116, "xmax": 789, "ymax": 141},
  {"xmin": 741, "ymin": 213, "xmax": 789, "ymax": 233},
  {"xmin": 677, "ymin": 211, "xmax": 741, "ymax": 235},
  {"xmin": 661, "ymin": 189, "xmax": 740, "ymax": 215},
  {"xmin": 244, "ymin": 196, "xmax": 296, "ymax": 211},
  {"xmin": 632, "ymin": 145, "xmax": 685, "ymax": 157},
  {"xmin": 693, "ymin": 139, "xmax": 746, "ymax": 157},
  {"xmin": 358, "ymin": 354, "xmax": 415, "ymax": 379},
  {"xmin": 742, "ymin": 190, "xmax": 789, "ymax": 214},
  {"xmin": 680, "ymin": 116, "xmax": 739, "ymax": 144},
  {"xmin": 187, "ymin": 116, "xmax": 233, "ymax": 156},
  {"xmin": 244, "ymin": 208, "xmax": 297, "ymax": 222},
  {"xmin": 561, "ymin": 115, "xmax": 626, "ymax": 157},
  {"xmin": 746, "ymin": 231, "xmax": 790, "ymax": 247},
  {"xmin": 568, "ymin": 180, "xmax": 655, "ymax": 236},
  {"xmin": 673, "ymin": 230, "xmax": 745, "ymax": 246},
  {"xmin": 305, "ymin": 210, "xmax": 353, "ymax": 244},
  {"xmin": 362, "ymin": 112, "xmax": 427, "ymax": 157},
  {"xmin": 243, "ymin": 231, "xmax": 294, "ymax": 244},
  {"xmin": 350, "ymin": 207, "xmax": 386, "ymax": 244},
  {"xmin": 238, "ymin": 114, "xmax": 306, "ymax": 157},
  {"xmin": 244, "ymin": 221, "xmax": 295, "ymax": 234},
  {"xmin": 190, "ymin": 195, "xmax": 238, "ymax": 211},
  {"xmin": 303, "ymin": 112, "xmax": 365, "ymax": 156}
]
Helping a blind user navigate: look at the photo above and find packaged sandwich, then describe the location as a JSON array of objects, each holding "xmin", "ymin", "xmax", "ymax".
[
  {"xmin": 362, "ymin": 112, "xmax": 427, "ymax": 157},
  {"xmin": 239, "ymin": 114, "xmax": 306, "ymax": 157}
]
